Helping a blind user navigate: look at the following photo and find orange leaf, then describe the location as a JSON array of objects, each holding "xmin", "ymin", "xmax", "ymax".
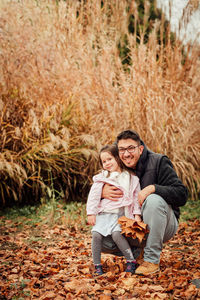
[
  {"xmin": 167, "ymin": 282, "xmax": 174, "ymax": 291},
  {"xmin": 135, "ymin": 231, "xmax": 145, "ymax": 243},
  {"xmin": 99, "ymin": 295, "xmax": 112, "ymax": 300}
]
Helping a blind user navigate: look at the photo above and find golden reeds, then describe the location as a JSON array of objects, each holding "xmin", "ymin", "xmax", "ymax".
[{"xmin": 0, "ymin": 0, "xmax": 199, "ymax": 205}]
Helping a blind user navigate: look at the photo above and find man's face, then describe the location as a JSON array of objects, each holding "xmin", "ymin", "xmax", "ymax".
[{"xmin": 118, "ymin": 138, "xmax": 144, "ymax": 169}]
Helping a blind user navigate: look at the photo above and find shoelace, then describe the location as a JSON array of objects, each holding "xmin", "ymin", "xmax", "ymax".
[
  {"xmin": 95, "ymin": 266, "xmax": 103, "ymax": 274},
  {"xmin": 126, "ymin": 261, "xmax": 137, "ymax": 272},
  {"xmin": 126, "ymin": 264, "xmax": 132, "ymax": 271}
]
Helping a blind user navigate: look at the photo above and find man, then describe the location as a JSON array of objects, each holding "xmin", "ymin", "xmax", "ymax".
[{"xmin": 102, "ymin": 130, "xmax": 188, "ymax": 275}]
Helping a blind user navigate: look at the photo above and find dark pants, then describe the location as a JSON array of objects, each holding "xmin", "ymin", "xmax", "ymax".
[{"xmin": 102, "ymin": 234, "xmax": 146, "ymax": 259}]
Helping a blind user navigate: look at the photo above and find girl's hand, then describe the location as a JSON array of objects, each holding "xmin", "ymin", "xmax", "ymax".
[
  {"xmin": 87, "ymin": 215, "xmax": 96, "ymax": 226},
  {"xmin": 102, "ymin": 184, "xmax": 123, "ymax": 201},
  {"xmin": 134, "ymin": 214, "xmax": 142, "ymax": 222}
]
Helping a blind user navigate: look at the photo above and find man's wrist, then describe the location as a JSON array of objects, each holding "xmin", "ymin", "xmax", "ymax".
[
  {"xmin": 149, "ymin": 185, "xmax": 155, "ymax": 193},
  {"xmin": 145, "ymin": 185, "xmax": 155, "ymax": 198}
]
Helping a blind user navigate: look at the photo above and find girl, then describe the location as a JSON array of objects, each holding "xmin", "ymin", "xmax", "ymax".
[{"xmin": 86, "ymin": 144, "xmax": 141, "ymax": 275}]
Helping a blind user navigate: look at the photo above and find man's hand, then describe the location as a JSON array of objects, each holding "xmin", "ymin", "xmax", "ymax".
[
  {"xmin": 138, "ymin": 185, "xmax": 155, "ymax": 207},
  {"xmin": 87, "ymin": 215, "xmax": 96, "ymax": 226},
  {"xmin": 102, "ymin": 184, "xmax": 123, "ymax": 201}
]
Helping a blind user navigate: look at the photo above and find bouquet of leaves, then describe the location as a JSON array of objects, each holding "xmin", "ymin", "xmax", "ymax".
[{"xmin": 118, "ymin": 216, "xmax": 149, "ymax": 243}]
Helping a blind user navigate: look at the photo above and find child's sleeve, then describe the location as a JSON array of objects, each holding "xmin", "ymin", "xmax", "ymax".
[
  {"xmin": 86, "ymin": 181, "xmax": 104, "ymax": 215},
  {"xmin": 132, "ymin": 179, "xmax": 141, "ymax": 215}
]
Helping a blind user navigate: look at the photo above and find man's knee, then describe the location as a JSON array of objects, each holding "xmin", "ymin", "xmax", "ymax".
[{"xmin": 142, "ymin": 194, "xmax": 167, "ymax": 214}]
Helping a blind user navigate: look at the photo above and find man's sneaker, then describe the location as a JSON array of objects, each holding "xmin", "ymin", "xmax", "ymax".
[
  {"xmin": 135, "ymin": 261, "xmax": 160, "ymax": 275},
  {"xmin": 125, "ymin": 261, "xmax": 137, "ymax": 274},
  {"xmin": 94, "ymin": 264, "xmax": 104, "ymax": 275}
]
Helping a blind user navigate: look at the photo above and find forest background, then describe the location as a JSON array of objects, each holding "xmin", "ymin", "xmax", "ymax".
[{"xmin": 0, "ymin": 0, "xmax": 200, "ymax": 208}]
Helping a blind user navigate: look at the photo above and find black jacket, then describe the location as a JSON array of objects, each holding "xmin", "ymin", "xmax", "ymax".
[{"xmin": 134, "ymin": 142, "xmax": 188, "ymax": 220}]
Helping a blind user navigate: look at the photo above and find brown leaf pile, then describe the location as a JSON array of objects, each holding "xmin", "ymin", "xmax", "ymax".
[
  {"xmin": 0, "ymin": 218, "xmax": 200, "ymax": 299},
  {"xmin": 118, "ymin": 216, "xmax": 149, "ymax": 243}
]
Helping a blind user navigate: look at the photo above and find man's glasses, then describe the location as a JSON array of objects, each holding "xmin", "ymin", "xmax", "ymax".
[{"xmin": 118, "ymin": 145, "xmax": 139, "ymax": 154}]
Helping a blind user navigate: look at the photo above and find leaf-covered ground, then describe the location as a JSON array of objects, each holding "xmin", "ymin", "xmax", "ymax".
[{"xmin": 0, "ymin": 217, "xmax": 199, "ymax": 299}]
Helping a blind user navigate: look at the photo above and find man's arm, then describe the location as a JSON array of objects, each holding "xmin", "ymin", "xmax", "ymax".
[{"xmin": 155, "ymin": 156, "xmax": 188, "ymax": 207}]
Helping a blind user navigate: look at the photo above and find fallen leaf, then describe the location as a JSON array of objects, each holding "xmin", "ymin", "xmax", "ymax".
[
  {"xmin": 39, "ymin": 291, "xmax": 57, "ymax": 299},
  {"xmin": 99, "ymin": 295, "xmax": 112, "ymax": 300},
  {"xmin": 121, "ymin": 277, "xmax": 138, "ymax": 287},
  {"xmin": 167, "ymin": 281, "xmax": 174, "ymax": 291}
]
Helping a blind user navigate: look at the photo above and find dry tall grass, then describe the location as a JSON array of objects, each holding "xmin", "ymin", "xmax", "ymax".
[{"xmin": 0, "ymin": 0, "xmax": 199, "ymax": 205}]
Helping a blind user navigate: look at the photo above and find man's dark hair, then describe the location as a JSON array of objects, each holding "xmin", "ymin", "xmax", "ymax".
[
  {"xmin": 99, "ymin": 144, "xmax": 123, "ymax": 170},
  {"xmin": 116, "ymin": 130, "xmax": 142, "ymax": 144}
]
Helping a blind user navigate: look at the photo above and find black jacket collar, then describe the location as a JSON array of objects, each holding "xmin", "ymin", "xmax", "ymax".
[{"xmin": 135, "ymin": 140, "xmax": 149, "ymax": 179}]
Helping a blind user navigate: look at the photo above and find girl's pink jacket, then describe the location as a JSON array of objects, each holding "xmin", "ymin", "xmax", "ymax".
[{"xmin": 86, "ymin": 171, "xmax": 141, "ymax": 219}]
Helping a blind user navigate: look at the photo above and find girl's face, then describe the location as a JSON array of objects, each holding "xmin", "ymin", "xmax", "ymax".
[{"xmin": 100, "ymin": 151, "xmax": 121, "ymax": 173}]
